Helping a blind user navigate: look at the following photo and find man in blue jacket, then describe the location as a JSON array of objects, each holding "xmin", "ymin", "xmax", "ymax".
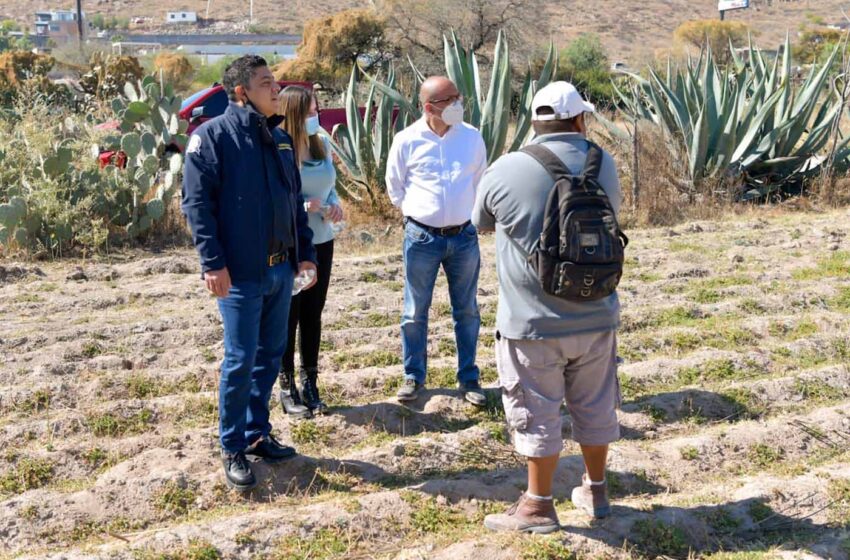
[{"xmin": 182, "ymin": 55, "xmax": 317, "ymax": 491}]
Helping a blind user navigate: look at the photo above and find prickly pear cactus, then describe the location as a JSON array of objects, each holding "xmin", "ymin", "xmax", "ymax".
[
  {"xmin": 106, "ymin": 75, "xmax": 188, "ymax": 237},
  {"xmin": 0, "ymin": 195, "xmax": 35, "ymax": 247}
]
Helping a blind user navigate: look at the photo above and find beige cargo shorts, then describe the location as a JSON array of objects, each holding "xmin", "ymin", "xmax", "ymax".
[{"xmin": 495, "ymin": 329, "xmax": 621, "ymax": 458}]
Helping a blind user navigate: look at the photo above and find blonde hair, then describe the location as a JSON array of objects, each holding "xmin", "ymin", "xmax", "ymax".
[{"xmin": 279, "ymin": 86, "xmax": 326, "ymax": 164}]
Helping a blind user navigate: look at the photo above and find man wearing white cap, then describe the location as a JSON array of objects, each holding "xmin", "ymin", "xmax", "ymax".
[{"xmin": 473, "ymin": 82, "xmax": 623, "ymax": 533}]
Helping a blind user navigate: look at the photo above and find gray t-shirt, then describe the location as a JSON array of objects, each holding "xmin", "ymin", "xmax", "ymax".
[{"xmin": 472, "ymin": 132, "xmax": 622, "ymax": 340}]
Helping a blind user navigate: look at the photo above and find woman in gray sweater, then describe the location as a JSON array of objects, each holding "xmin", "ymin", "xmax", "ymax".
[{"xmin": 278, "ymin": 85, "xmax": 343, "ymax": 418}]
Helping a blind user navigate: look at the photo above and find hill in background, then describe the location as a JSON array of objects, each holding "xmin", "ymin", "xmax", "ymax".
[{"xmin": 5, "ymin": 0, "xmax": 849, "ymax": 65}]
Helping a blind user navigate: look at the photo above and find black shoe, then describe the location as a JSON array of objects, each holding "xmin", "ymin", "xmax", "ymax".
[
  {"xmin": 245, "ymin": 434, "xmax": 297, "ymax": 463},
  {"xmin": 458, "ymin": 380, "xmax": 486, "ymax": 407},
  {"xmin": 280, "ymin": 370, "xmax": 312, "ymax": 419},
  {"xmin": 221, "ymin": 451, "xmax": 257, "ymax": 491},
  {"xmin": 396, "ymin": 378, "xmax": 424, "ymax": 402},
  {"xmin": 300, "ymin": 368, "xmax": 328, "ymax": 414}
]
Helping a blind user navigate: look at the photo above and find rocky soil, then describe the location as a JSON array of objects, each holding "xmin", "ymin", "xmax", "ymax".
[{"xmin": 1, "ymin": 209, "xmax": 849, "ymax": 559}]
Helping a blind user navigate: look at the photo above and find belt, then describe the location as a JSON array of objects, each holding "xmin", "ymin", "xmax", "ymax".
[
  {"xmin": 268, "ymin": 252, "xmax": 287, "ymax": 266},
  {"xmin": 405, "ymin": 217, "xmax": 471, "ymax": 237}
]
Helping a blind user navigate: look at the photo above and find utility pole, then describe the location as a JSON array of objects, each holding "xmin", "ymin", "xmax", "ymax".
[
  {"xmin": 206, "ymin": 0, "xmax": 212, "ymax": 19},
  {"xmin": 250, "ymin": 0, "xmax": 253, "ymax": 23},
  {"xmin": 76, "ymin": 0, "xmax": 84, "ymax": 50}
]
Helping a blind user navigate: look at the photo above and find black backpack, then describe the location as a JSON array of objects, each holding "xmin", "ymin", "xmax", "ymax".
[{"xmin": 516, "ymin": 141, "xmax": 628, "ymax": 302}]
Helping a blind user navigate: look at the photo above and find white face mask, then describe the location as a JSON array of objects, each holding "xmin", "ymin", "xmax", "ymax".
[
  {"xmin": 438, "ymin": 100, "xmax": 464, "ymax": 126},
  {"xmin": 305, "ymin": 115, "xmax": 320, "ymax": 136}
]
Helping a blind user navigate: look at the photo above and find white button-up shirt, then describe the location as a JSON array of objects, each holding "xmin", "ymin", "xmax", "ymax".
[{"xmin": 385, "ymin": 117, "xmax": 487, "ymax": 228}]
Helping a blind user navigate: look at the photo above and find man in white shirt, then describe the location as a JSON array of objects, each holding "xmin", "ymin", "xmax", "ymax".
[{"xmin": 385, "ymin": 76, "xmax": 488, "ymax": 406}]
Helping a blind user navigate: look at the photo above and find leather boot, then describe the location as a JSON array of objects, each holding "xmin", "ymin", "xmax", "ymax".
[
  {"xmin": 279, "ymin": 369, "xmax": 311, "ymax": 419},
  {"xmin": 483, "ymin": 493, "xmax": 560, "ymax": 534},
  {"xmin": 300, "ymin": 367, "xmax": 328, "ymax": 414}
]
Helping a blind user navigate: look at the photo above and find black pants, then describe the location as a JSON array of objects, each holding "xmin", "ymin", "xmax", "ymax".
[{"xmin": 282, "ymin": 239, "xmax": 334, "ymax": 372}]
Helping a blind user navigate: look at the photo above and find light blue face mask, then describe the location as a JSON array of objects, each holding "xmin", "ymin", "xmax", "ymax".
[{"xmin": 305, "ymin": 115, "xmax": 320, "ymax": 136}]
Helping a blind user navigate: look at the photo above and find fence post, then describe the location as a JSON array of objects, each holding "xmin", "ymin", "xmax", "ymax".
[{"xmin": 631, "ymin": 118, "xmax": 640, "ymax": 213}]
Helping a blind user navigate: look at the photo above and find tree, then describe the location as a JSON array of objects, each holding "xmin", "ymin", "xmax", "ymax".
[
  {"xmin": 673, "ymin": 19, "xmax": 751, "ymax": 64},
  {"xmin": 0, "ymin": 20, "xmax": 29, "ymax": 53},
  {"xmin": 379, "ymin": 0, "xmax": 548, "ymax": 72},
  {"xmin": 273, "ymin": 8, "xmax": 392, "ymax": 91},
  {"xmin": 558, "ymin": 34, "xmax": 614, "ymax": 107}
]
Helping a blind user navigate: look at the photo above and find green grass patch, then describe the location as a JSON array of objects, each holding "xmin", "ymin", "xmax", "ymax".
[
  {"xmin": 436, "ymin": 337, "xmax": 456, "ymax": 357},
  {"xmin": 81, "ymin": 341, "xmax": 104, "ymax": 358},
  {"xmin": 700, "ymin": 506, "xmax": 741, "ymax": 534},
  {"xmin": 647, "ymin": 306, "xmax": 703, "ymax": 328},
  {"xmin": 768, "ymin": 318, "xmax": 819, "ymax": 341},
  {"xmin": 274, "ymin": 526, "xmax": 350, "ymax": 560},
  {"xmin": 0, "ymin": 456, "xmax": 54, "ymax": 494},
  {"xmin": 677, "ymin": 359, "xmax": 739, "ymax": 385},
  {"xmin": 290, "ymin": 422, "xmax": 333, "ymax": 446},
  {"xmin": 331, "ymin": 349, "xmax": 402, "ymax": 370},
  {"xmin": 792, "ymin": 251, "xmax": 850, "ymax": 280},
  {"xmin": 739, "ymin": 298, "xmax": 768, "ymax": 315},
  {"xmin": 521, "ymin": 538, "xmax": 578, "ymax": 560},
  {"xmin": 793, "ymin": 377, "xmax": 846, "ymax": 403},
  {"xmin": 15, "ymin": 389, "xmax": 51, "ymax": 415},
  {"xmin": 680, "ymin": 445, "xmax": 699, "ymax": 460},
  {"xmin": 827, "ymin": 478, "xmax": 850, "ymax": 525},
  {"xmin": 132, "ymin": 540, "xmax": 222, "ymax": 560},
  {"xmin": 748, "ymin": 500, "xmax": 773, "ymax": 523},
  {"xmin": 363, "ymin": 312, "xmax": 396, "ymax": 328},
  {"xmin": 153, "ymin": 480, "xmax": 197, "ymax": 517},
  {"xmin": 721, "ymin": 387, "xmax": 766, "ymax": 419},
  {"xmin": 358, "ymin": 271, "xmax": 381, "ymax": 283},
  {"xmin": 401, "ymin": 491, "xmax": 470, "ymax": 534},
  {"xmin": 87, "ymin": 409, "xmax": 155, "ymax": 437},
  {"xmin": 829, "ymin": 286, "xmax": 850, "ymax": 312},
  {"xmin": 748, "ymin": 443, "xmax": 784, "ymax": 468},
  {"xmin": 696, "ymin": 276, "xmax": 755, "ymax": 290},
  {"xmin": 631, "ymin": 518, "xmax": 689, "ymax": 557},
  {"xmin": 480, "ymin": 311, "xmax": 496, "ymax": 328},
  {"xmin": 690, "ymin": 288, "xmax": 722, "ymax": 304}
]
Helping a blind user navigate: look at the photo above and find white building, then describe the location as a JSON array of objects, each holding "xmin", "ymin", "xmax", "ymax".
[
  {"xmin": 165, "ymin": 12, "xmax": 198, "ymax": 24},
  {"xmin": 34, "ymin": 10, "xmax": 85, "ymax": 44}
]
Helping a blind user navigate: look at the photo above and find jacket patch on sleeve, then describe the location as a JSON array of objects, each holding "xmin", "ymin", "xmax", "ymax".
[{"xmin": 187, "ymin": 135, "xmax": 203, "ymax": 154}]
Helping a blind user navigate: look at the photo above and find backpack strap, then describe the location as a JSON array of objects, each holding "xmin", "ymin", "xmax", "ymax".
[
  {"xmin": 582, "ymin": 141, "xmax": 604, "ymax": 181},
  {"xmin": 520, "ymin": 144, "xmax": 572, "ymax": 181},
  {"xmin": 522, "ymin": 141, "xmax": 606, "ymax": 182}
]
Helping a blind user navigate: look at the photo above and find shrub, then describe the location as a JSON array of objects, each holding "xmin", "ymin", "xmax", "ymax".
[
  {"xmin": 558, "ymin": 33, "xmax": 615, "ymax": 107},
  {"xmin": 153, "ymin": 53, "xmax": 194, "ymax": 93},
  {"xmin": 673, "ymin": 19, "xmax": 751, "ymax": 64}
]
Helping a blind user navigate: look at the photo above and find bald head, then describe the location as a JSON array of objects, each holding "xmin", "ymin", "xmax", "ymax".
[{"xmin": 420, "ymin": 76, "xmax": 458, "ymax": 105}]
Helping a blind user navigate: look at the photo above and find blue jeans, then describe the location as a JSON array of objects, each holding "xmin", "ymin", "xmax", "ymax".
[
  {"xmin": 217, "ymin": 261, "xmax": 294, "ymax": 454},
  {"xmin": 402, "ymin": 220, "xmax": 481, "ymax": 385}
]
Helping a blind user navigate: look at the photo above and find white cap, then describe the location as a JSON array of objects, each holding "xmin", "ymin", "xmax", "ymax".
[{"xmin": 531, "ymin": 81, "xmax": 595, "ymax": 121}]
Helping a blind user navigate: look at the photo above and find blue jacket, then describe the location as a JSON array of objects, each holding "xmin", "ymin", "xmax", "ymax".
[{"xmin": 182, "ymin": 102, "xmax": 317, "ymax": 282}]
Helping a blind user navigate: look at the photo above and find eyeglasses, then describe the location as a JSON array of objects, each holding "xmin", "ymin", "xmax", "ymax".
[{"xmin": 428, "ymin": 94, "xmax": 463, "ymax": 105}]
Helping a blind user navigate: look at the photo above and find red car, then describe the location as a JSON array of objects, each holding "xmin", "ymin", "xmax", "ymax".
[{"xmin": 98, "ymin": 80, "xmax": 353, "ymax": 167}]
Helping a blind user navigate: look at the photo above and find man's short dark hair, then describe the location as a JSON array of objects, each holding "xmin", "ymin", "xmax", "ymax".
[
  {"xmin": 532, "ymin": 106, "xmax": 582, "ymax": 135},
  {"xmin": 222, "ymin": 55, "xmax": 268, "ymax": 101}
]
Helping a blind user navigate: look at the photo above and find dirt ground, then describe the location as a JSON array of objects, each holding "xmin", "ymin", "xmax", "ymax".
[{"xmin": 1, "ymin": 207, "xmax": 849, "ymax": 559}]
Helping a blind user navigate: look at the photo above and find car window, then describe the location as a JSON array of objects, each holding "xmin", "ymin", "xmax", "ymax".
[{"xmin": 181, "ymin": 88, "xmax": 209, "ymax": 112}]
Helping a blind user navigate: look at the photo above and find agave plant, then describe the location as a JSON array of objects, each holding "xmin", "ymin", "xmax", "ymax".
[
  {"xmin": 616, "ymin": 36, "xmax": 850, "ymax": 199},
  {"xmin": 327, "ymin": 31, "xmax": 557, "ymax": 205}
]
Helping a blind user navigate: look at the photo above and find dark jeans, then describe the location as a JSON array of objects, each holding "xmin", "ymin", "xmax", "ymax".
[
  {"xmin": 283, "ymin": 240, "xmax": 334, "ymax": 372},
  {"xmin": 217, "ymin": 260, "xmax": 294, "ymax": 454}
]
